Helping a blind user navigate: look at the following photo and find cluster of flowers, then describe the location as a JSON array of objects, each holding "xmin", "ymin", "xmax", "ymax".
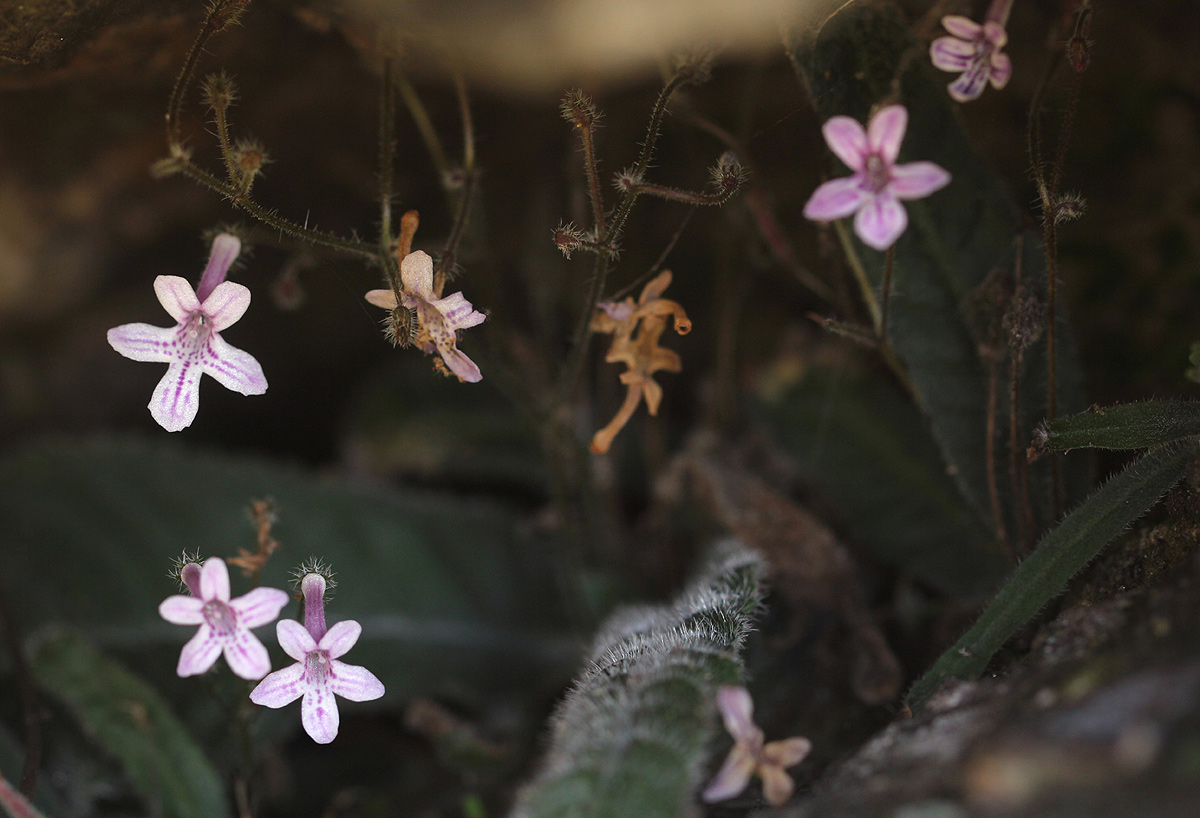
[{"xmin": 159, "ymin": 556, "xmax": 383, "ymax": 744}]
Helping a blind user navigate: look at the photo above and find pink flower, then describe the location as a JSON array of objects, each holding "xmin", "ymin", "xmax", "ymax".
[
  {"xmin": 249, "ymin": 573, "xmax": 384, "ymax": 744},
  {"xmin": 702, "ymin": 686, "xmax": 811, "ymax": 807},
  {"xmin": 930, "ymin": 0, "xmax": 1013, "ymax": 103},
  {"xmin": 158, "ymin": 557, "xmax": 289, "ymax": 680},
  {"xmin": 365, "ymin": 250, "xmax": 486, "ymax": 383},
  {"xmin": 803, "ymin": 105, "xmax": 951, "ymax": 251},
  {"xmin": 107, "ymin": 234, "xmax": 267, "ymax": 432}
]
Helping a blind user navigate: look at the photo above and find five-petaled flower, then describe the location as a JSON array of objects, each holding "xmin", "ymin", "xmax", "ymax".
[
  {"xmin": 803, "ymin": 105, "xmax": 951, "ymax": 251},
  {"xmin": 107, "ymin": 233, "xmax": 267, "ymax": 432},
  {"xmin": 250, "ymin": 572, "xmax": 384, "ymax": 744},
  {"xmin": 365, "ymin": 249, "xmax": 486, "ymax": 383},
  {"xmin": 930, "ymin": 0, "xmax": 1013, "ymax": 103},
  {"xmin": 589, "ymin": 270, "xmax": 691, "ymax": 455},
  {"xmin": 158, "ymin": 556, "xmax": 289, "ymax": 680},
  {"xmin": 702, "ymin": 685, "xmax": 812, "ymax": 807}
]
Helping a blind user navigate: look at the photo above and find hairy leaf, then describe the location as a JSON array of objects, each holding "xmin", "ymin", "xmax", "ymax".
[{"xmin": 1044, "ymin": 400, "xmax": 1200, "ymax": 452}]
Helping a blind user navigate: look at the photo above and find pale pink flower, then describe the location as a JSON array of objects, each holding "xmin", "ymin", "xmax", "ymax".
[
  {"xmin": 803, "ymin": 105, "xmax": 951, "ymax": 251},
  {"xmin": 107, "ymin": 234, "xmax": 267, "ymax": 432},
  {"xmin": 930, "ymin": 0, "xmax": 1013, "ymax": 103},
  {"xmin": 250, "ymin": 573, "xmax": 384, "ymax": 744},
  {"xmin": 158, "ymin": 557, "xmax": 289, "ymax": 680},
  {"xmin": 702, "ymin": 686, "xmax": 812, "ymax": 807},
  {"xmin": 365, "ymin": 250, "xmax": 486, "ymax": 383}
]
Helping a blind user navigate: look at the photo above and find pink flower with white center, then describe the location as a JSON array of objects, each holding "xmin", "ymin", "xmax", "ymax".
[
  {"xmin": 365, "ymin": 250, "xmax": 486, "ymax": 383},
  {"xmin": 803, "ymin": 105, "xmax": 951, "ymax": 251},
  {"xmin": 702, "ymin": 686, "xmax": 811, "ymax": 807},
  {"xmin": 107, "ymin": 234, "xmax": 267, "ymax": 432},
  {"xmin": 158, "ymin": 557, "xmax": 289, "ymax": 680},
  {"xmin": 249, "ymin": 572, "xmax": 384, "ymax": 744},
  {"xmin": 930, "ymin": 0, "xmax": 1013, "ymax": 103}
]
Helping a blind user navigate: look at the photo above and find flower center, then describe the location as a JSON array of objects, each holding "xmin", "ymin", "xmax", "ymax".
[
  {"xmin": 305, "ymin": 650, "xmax": 331, "ymax": 686},
  {"xmin": 185, "ymin": 312, "xmax": 212, "ymax": 343},
  {"xmin": 864, "ymin": 154, "xmax": 891, "ymax": 193},
  {"xmin": 202, "ymin": 600, "xmax": 238, "ymax": 637}
]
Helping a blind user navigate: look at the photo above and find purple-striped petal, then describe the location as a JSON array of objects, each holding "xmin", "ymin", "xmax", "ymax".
[
  {"xmin": 330, "ymin": 660, "xmax": 385, "ymax": 702},
  {"xmin": 201, "ymin": 281, "xmax": 251, "ymax": 331},
  {"xmin": 277, "ymin": 619, "xmax": 317, "ymax": 662},
  {"xmin": 949, "ymin": 62, "xmax": 992, "ymax": 102},
  {"xmin": 399, "ymin": 250, "xmax": 436, "ymax": 299},
  {"xmin": 177, "ymin": 625, "xmax": 221, "ymax": 676},
  {"xmin": 154, "ymin": 276, "xmax": 200, "ymax": 323},
  {"xmin": 716, "ymin": 686, "xmax": 758, "ymax": 743},
  {"xmin": 821, "ymin": 116, "xmax": 869, "ymax": 171},
  {"xmin": 889, "ymin": 161, "xmax": 951, "ymax": 200},
  {"xmin": 989, "ymin": 51, "xmax": 1012, "ymax": 89},
  {"xmin": 223, "ymin": 629, "xmax": 272, "ymax": 680},
  {"xmin": 107, "ymin": 323, "xmax": 177, "ymax": 363},
  {"xmin": 200, "ymin": 557, "xmax": 231, "ymax": 602},
  {"xmin": 249, "ymin": 662, "xmax": 307, "ymax": 708},
  {"xmin": 148, "ymin": 360, "xmax": 202, "ymax": 432},
  {"xmin": 930, "ymin": 35, "xmax": 976, "ymax": 72},
  {"xmin": 202, "ymin": 333, "xmax": 267, "ymax": 395},
  {"xmin": 319, "ymin": 620, "xmax": 362, "ymax": 659},
  {"xmin": 701, "ymin": 743, "xmax": 757, "ymax": 803},
  {"xmin": 301, "ymin": 685, "xmax": 340, "ymax": 744},
  {"xmin": 433, "ymin": 292, "xmax": 486, "ymax": 331},
  {"xmin": 196, "ymin": 234, "xmax": 241, "ymax": 303},
  {"xmin": 941, "ymin": 14, "xmax": 982, "ymax": 40},
  {"xmin": 439, "ymin": 346, "xmax": 482, "ymax": 383},
  {"xmin": 854, "ymin": 194, "xmax": 908, "ymax": 251},
  {"xmin": 867, "ymin": 105, "xmax": 908, "ymax": 164},
  {"xmin": 230, "ymin": 587, "xmax": 290, "ymax": 629},
  {"xmin": 159, "ymin": 595, "xmax": 204, "ymax": 625},
  {"xmin": 803, "ymin": 175, "xmax": 868, "ymax": 222}
]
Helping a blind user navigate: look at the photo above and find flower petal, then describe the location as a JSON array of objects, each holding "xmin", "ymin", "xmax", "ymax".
[
  {"xmin": 201, "ymin": 281, "xmax": 251, "ymax": 331},
  {"xmin": 989, "ymin": 51, "xmax": 1012, "ymax": 89},
  {"xmin": 223, "ymin": 629, "xmax": 272, "ymax": 680},
  {"xmin": 301, "ymin": 685, "xmax": 340, "ymax": 744},
  {"xmin": 107, "ymin": 323, "xmax": 178, "ymax": 363},
  {"xmin": 803, "ymin": 175, "xmax": 868, "ymax": 222},
  {"xmin": 889, "ymin": 161, "xmax": 951, "ymax": 200},
  {"xmin": 399, "ymin": 250, "xmax": 436, "ymax": 300},
  {"xmin": 196, "ymin": 234, "xmax": 241, "ymax": 303},
  {"xmin": 701, "ymin": 744, "xmax": 757, "ymax": 803},
  {"xmin": 821, "ymin": 116, "xmax": 869, "ymax": 171},
  {"xmin": 249, "ymin": 662, "xmax": 307, "ymax": 708},
  {"xmin": 949, "ymin": 63, "xmax": 992, "ymax": 102},
  {"xmin": 440, "ymin": 346, "xmax": 483, "ymax": 383},
  {"xmin": 432, "ymin": 292, "xmax": 486, "ymax": 331},
  {"xmin": 853, "ymin": 194, "xmax": 908, "ymax": 251},
  {"xmin": 159, "ymin": 595, "xmax": 204, "ymax": 625},
  {"xmin": 941, "ymin": 14, "xmax": 982, "ymax": 40},
  {"xmin": 319, "ymin": 620, "xmax": 362, "ymax": 659},
  {"xmin": 202, "ymin": 333, "xmax": 267, "ymax": 396},
  {"xmin": 867, "ymin": 105, "xmax": 908, "ymax": 164},
  {"xmin": 148, "ymin": 361, "xmax": 202, "ymax": 432},
  {"xmin": 716, "ymin": 685, "xmax": 758, "ymax": 743},
  {"xmin": 930, "ymin": 35, "xmax": 976, "ymax": 73},
  {"xmin": 200, "ymin": 557, "xmax": 231, "ymax": 602},
  {"xmin": 277, "ymin": 619, "xmax": 317, "ymax": 662},
  {"xmin": 763, "ymin": 737, "xmax": 813, "ymax": 768},
  {"xmin": 364, "ymin": 289, "xmax": 398, "ymax": 310},
  {"xmin": 329, "ymin": 660, "xmax": 385, "ymax": 702},
  {"xmin": 760, "ymin": 764, "xmax": 796, "ymax": 807},
  {"xmin": 983, "ymin": 21, "xmax": 1008, "ymax": 48},
  {"xmin": 177, "ymin": 625, "xmax": 222, "ymax": 676},
  {"xmin": 154, "ymin": 276, "xmax": 201, "ymax": 323},
  {"xmin": 230, "ymin": 587, "xmax": 290, "ymax": 629}
]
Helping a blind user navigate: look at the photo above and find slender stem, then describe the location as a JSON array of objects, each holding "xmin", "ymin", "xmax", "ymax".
[
  {"xmin": 438, "ymin": 76, "xmax": 478, "ymax": 280},
  {"xmin": 832, "ymin": 219, "xmax": 881, "ymax": 328},
  {"xmin": 986, "ymin": 363, "xmax": 1008, "ymax": 548},
  {"xmin": 438, "ymin": 170, "xmax": 476, "ymax": 280},
  {"xmin": 166, "ymin": 13, "xmax": 222, "ymax": 147},
  {"xmin": 393, "ymin": 70, "xmax": 452, "ymax": 184},
  {"xmin": 880, "ymin": 245, "xmax": 895, "ymax": 340},
  {"xmin": 379, "ymin": 59, "xmax": 396, "ymax": 251},
  {"xmin": 212, "ymin": 100, "xmax": 241, "ymax": 189},
  {"xmin": 623, "ymin": 180, "xmax": 739, "ymax": 207},
  {"xmin": 455, "ymin": 72, "xmax": 475, "ymax": 174},
  {"xmin": 0, "ymin": 577, "xmax": 41, "ymax": 798}
]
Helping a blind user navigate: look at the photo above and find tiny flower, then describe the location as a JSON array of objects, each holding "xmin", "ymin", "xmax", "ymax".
[
  {"xmin": 930, "ymin": 0, "xmax": 1013, "ymax": 102},
  {"xmin": 250, "ymin": 572, "xmax": 384, "ymax": 744},
  {"xmin": 803, "ymin": 105, "xmax": 951, "ymax": 251},
  {"xmin": 107, "ymin": 234, "xmax": 267, "ymax": 432},
  {"xmin": 702, "ymin": 686, "xmax": 812, "ymax": 807},
  {"xmin": 158, "ymin": 556, "xmax": 289, "ymax": 680},
  {"xmin": 365, "ymin": 250, "xmax": 486, "ymax": 383}
]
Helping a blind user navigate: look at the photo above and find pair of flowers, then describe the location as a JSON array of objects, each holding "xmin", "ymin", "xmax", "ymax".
[
  {"xmin": 107, "ymin": 233, "xmax": 484, "ymax": 432},
  {"xmin": 158, "ymin": 556, "xmax": 383, "ymax": 744}
]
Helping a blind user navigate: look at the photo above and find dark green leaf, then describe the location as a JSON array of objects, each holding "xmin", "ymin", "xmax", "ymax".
[
  {"xmin": 907, "ymin": 441, "xmax": 1198, "ymax": 706},
  {"xmin": 1045, "ymin": 401, "xmax": 1200, "ymax": 452},
  {"xmin": 30, "ymin": 632, "xmax": 229, "ymax": 818}
]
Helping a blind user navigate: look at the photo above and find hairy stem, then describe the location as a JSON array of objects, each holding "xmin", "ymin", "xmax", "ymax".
[{"xmin": 378, "ymin": 59, "xmax": 396, "ymax": 251}]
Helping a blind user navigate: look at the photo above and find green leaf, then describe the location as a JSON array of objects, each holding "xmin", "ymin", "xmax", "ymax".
[
  {"xmin": 907, "ymin": 441, "xmax": 1198, "ymax": 706},
  {"xmin": 30, "ymin": 632, "xmax": 229, "ymax": 818},
  {"xmin": 794, "ymin": 3, "xmax": 1088, "ymax": 531},
  {"xmin": 0, "ymin": 437, "xmax": 577, "ymax": 703},
  {"xmin": 1045, "ymin": 401, "xmax": 1200, "ymax": 452},
  {"xmin": 512, "ymin": 545, "xmax": 764, "ymax": 818},
  {"xmin": 755, "ymin": 364, "xmax": 1009, "ymax": 597}
]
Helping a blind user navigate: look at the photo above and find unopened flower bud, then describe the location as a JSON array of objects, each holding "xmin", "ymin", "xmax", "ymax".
[
  {"xmin": 201, "ymin": 71, "xmax": 238, "ymax": 111},
  {"xmin": 553, "ymin": 222, "xmax": 588, "ymax": 259},
  {"xmin": 1054, "ymin": 192, "xmax": 1087, "ymax": 224},
  {"xmin": 559, "ymin": 89, "xmax": 601, "ymax": 130},
  {"xmin": 1068, "ymin": 6, "xmax": 1093, "ymax": 73},
  {"xmin": 710, "ymin": 151, "xmax": 748, "ymax": 194},
  {"xmin": 614, "ymin": 168, "xmax": 642, "ymax": 192}
]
